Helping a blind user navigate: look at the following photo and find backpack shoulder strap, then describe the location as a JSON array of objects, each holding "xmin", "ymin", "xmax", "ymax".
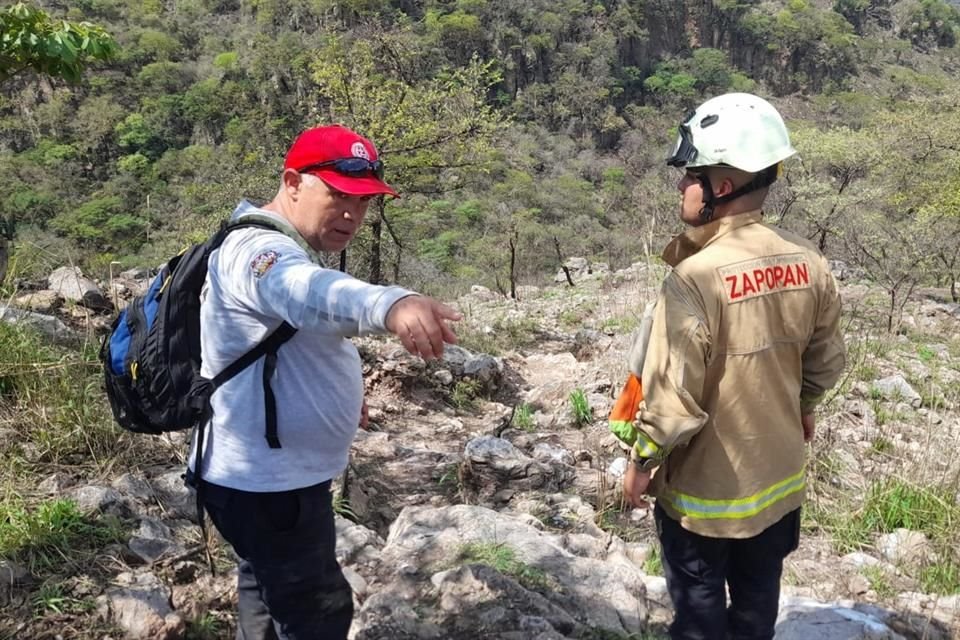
[
  {"xmin": 204, "ymin": 217, "xmax": 299, "ymax": 449},
  {"xmin": 210, "ymin": 321, "xmax": 297, "ymax": 449}
]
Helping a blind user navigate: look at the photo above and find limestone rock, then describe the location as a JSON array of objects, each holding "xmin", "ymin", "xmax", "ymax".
[
  {"xmin": 128, "ymin": 517, "xmax": 185, "ymax": 564},
  {"xmin": 0, "ymin": 305, "xmax": 77, "ymax": 344},
  {"xmin": 13, "ymin": 290, "xmax": 61, "ymax": 313},
  {"xmin": 775, "ymin": 597, "xmax": 906, "ymax": 639},
  {"xmin": 47, "ymin": 266, "xmax": 112, "ymax": 311},
  {"xmin": 69, "ymin": 485, "xmax": 129, "ymax": 517},
  {"xmin": 876, "ymin": 529, "xmax": 934, "ymax": 569},
  {"xmin": 871, "ymin": 375, "xmax": 922, "ymax": 407},
  {"xmin": 151, "ymin": 470, "xmax": 194, "ymax": 519},
  {"xmin": 378, "ymin": 504, "xmax": 647, "ymax": 636},
  {"xmin": 103, "ymin": 571, "xmax": 185, "ymax": 639}
]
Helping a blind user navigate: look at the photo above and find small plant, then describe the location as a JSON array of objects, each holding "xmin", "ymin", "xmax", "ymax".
[
  {"xmin": 332, "ymin": 494, "xmax": 357, "ymax": 521},
  {"xmin": 0, "ymin": 498, "xmax": 124, "ymax": 572},
  {"xmin": 920, "ymin": 391, "xmax": 945, "ymax": 410},
  {"xmin": 449, "ymin": 379, "xmax": 483, "ymax": 411},
  {"xmin": 643, "ymin": 544, "xmax": 663, "ymax": 576},
  {"xmin": 31, "ymin": 582, "xmax": 93, "ymax": 616},
  {"xmin": 860, "ymin": 479, "xmax": 958, "ymax": 542},
  {"xmin": 857, "ymin": 362, "xmax": 880, "ymax": 382},
  {"xmin": 458, "ymin": 542, "xmax": 549, "ymax": 590},
  {"xmin": 569, "ymin": 388, "xmax": 592, "ymax": 427},
  {"xmin": 862, "ymin": 566, "xmax": 895, "ymax": 599},
  {"xmin": 600, "ymin": 314, "xmax": 639, "ymax": 333},
  {"xmin": 870, "ymin": 436, "xmax": 895, "ymax": 455},
  {"xmin": 919, "ymin": 560, "xmax": 960, "ymax": 595},
  {"xmin": 874, "ymin": 405, "xmax": 892, "ymax": 427},
  {"xmin": 436, "ymin": 463, "xmax": 462, "ymax": 496},
  {"xmin": 916, "ymin": 344, "xmax": 937, "ymax": 364},
  {"xmin": 492, "ymin": 316, "xmax": 540, "ymax": 349},
  {"xmin": 186, "ymin": 612, "xmax": 223, "ymax": 640},
  {"xmin": 512, "ymin": 403, "xmax": 535, "ymax": 431}
]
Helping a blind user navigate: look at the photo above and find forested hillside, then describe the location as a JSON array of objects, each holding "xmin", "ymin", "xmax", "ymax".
[{"xmin": 2, "ymin": 0, "xmax": 960, "ymax": 316}]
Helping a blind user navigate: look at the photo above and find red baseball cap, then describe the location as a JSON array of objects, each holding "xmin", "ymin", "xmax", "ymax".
[{"xmin": 284, "ymin": 125, "xmax": 398, "ymax": 197}]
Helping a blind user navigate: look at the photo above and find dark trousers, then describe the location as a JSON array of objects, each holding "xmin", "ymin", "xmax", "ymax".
[
  {"xmin": 199, "ymin": 479, "xmax": 354, "ymax": 640},
  {"xmin": 654, "ymin": 503, "xmax": 800, "ymax": 640}
]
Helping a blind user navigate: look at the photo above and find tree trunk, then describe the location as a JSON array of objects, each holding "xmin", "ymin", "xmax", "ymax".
[
  {"xmin": 554, "ymin": 237, "xmax": 575, "ymax": 287},
  {"xmin": 0, "ymin": 237, "xmax": 7, "ymax": 286},
  {"xmin": 508, "ymin": 232, "xmax": 518, "ymax": 300},
  {"xmin": 369, "ymin": 217, "xmax": 383, "ymax": 284},
  {"xmin": 887, "ymin": 288, "xmax": 896, "ymax": 333}
]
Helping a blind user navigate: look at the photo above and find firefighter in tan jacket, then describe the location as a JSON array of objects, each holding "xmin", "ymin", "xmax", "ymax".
[{"xmin": 621, "ymin": 93, "xmax": 845, "ymax": 640}]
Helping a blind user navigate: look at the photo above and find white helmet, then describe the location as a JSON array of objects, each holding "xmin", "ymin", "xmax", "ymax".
[{"xmin": 666, "ymin": 92, "xmax": 796, "ymax": 173}]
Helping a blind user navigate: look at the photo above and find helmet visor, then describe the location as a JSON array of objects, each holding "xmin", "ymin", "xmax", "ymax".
[{"xmin": 667, "ymin": 123, "xmax": 698, "ymax": 168}]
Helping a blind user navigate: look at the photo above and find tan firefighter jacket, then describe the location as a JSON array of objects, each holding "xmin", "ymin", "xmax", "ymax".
[{"xmin": 637, "ymin": 210, "xmax": 845, "ymax": 538}]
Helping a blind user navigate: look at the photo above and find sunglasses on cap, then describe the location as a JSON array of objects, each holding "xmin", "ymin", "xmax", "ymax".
[{"xmin": 298, "ymin": 158, "xmax": 385, "ymax": 180}]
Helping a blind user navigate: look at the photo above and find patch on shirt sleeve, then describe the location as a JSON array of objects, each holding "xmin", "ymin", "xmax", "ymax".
[
  {"xmin": 717, "ymin": 253, "xmax": 812, "ymax": 303},
  {"xmin": 250, "ymin": 250, "xmax": 281, "ymax": 279}
]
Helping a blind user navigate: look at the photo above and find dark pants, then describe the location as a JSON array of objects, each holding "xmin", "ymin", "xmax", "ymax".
[
  {"xmin": 654, "ymin": 503, "xmax": 800, "ymax": 640},
  {"xmin": 199, "ymin": 479, "xmax": 354, "ymax": 640}
]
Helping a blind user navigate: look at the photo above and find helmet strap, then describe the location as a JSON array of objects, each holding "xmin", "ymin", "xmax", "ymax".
[
  {"xmin": 694, "ymin": 164, "xmax": 779, "ymax": 224},
  {"xmin": 695, "ymin": 174, "xmax": 717, "ymax": 224},
  {"xmin": 712, "ymin": 164, "xmax": 780, "ymax": 208}
]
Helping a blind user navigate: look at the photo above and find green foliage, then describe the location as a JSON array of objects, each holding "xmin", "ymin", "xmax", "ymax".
[
  {"xmin": 0, "ymin": 498, "xmax": 123, "ymax": 573},
  {"xmin": 643, "ymin": 48, "xmax": 755, "ymax": 106},
  {"xmin": 457, "ymin": 542, "xmax": 549, "ymax": 590},
  {"xmin": 861, "ymin": 565, "xmax": 895, "ymax": 598},
  {"xmin": 0, "ymin": 322, "xmax": 128, "ymax": 466},
  {"xmin": 860, "ymin": 479, "xmax": 957, "ymax": 541},
  {"xmin": 869, "ymin": 436, "xmax": 894, "ymax": 455},
  {"xmin": 0, "ymin": 2, "xmax": 117, "ymax": 84},
  {"xmin": 31, "ymin": 582, "xmax": 95, "ymax": 615},
  {"xmin": 511, "ymin": 403, "xmax": 535, "ymax": 431},
  {"xmin": 450, "ymin": 379, "xmax": 483, "ymax": 411},
  {"xmin": 186, "ymin": 613, "xmax": 224, "ymax": 640},
  {"xmin": 919, "ymin": 560, "xmax": 960, "ymax": 595},
  {"xmin": 901, "ymin": 0, "xmax": 960, "ymax": 50},
  {"xmin": 186, "ymin": 612, "xmax": 226, "ymax": 640},
  {"xmin": 49, "ymin": 195, "xmax": 147, "ymax": 250},
  {"xmin": 643, "ymin": 544, "xmax": 663, "ymax": 577},
  {"xmin": 569, "ymin": 388, "xmax": 592, "ymax": 428}
]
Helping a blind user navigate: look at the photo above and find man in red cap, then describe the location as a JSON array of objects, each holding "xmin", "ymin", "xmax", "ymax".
[{"xmin": 188, "ymin": 125, "xmax": 460, "ymax": 639}]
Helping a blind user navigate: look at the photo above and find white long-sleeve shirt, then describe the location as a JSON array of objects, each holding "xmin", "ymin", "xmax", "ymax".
[{"xmin": 188, "ymin": 200, "xmax": 412, "ymax": 491}]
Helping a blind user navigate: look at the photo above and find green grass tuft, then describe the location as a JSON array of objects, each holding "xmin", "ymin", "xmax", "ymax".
[
  {"xmin": 512, "ymin": 403, "xmax": 535, "ymax": 431},
  {"xmin": 457, "ymin": 542, "xmax": 549, "ymax": 590},
  {"xmin": 0, "ymin": 498, "xmax": 125, "ymax": 573},
  {"xmin": 569, "ymin": 388, "xmax": 592, "ymax": 428}
]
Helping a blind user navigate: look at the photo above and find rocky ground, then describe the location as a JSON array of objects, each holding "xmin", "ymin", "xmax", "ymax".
[{"xmin": 1, "ymin": 259, "xmax": 959, "ymax": 639}]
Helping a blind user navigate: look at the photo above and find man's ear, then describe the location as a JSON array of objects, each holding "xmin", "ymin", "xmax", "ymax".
[
  {"xmin": 281, "ymin": 169, "xmax": 303, "ymax": 198},
  {"xmin": 715, "ymin": 176, "xmax": 736, "ymax": 198}
]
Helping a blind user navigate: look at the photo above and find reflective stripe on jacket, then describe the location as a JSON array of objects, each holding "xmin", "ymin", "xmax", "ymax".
[{"xmin": 641, "ymin": 210, "xmax": 845, "ymax": 538}]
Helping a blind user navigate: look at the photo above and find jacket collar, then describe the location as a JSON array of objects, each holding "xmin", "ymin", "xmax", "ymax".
[
  {"xmin": 232, "ymin": 200, "xmax": 325, "ymax": 264},
  {"xmin": 661, "ymin": 210, "xmax": 764, "ymax": 267}
]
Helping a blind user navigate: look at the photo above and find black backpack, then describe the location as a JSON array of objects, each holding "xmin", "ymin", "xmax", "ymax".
[{"xmin": 100, "ymin": 220, "xmax": 297, "ymax": 449}]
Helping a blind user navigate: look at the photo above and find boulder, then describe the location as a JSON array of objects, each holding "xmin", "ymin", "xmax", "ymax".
[
  {"xmin": 372, "ymin": 504, "xmax": 649, "ymax": 637},
  {"xmin": 462, "ymin": 436, "xmax": 576, "ymax": 502},
  {"xmin": 47, "ymin": 266, "xmax": 112, "ymax": 312},
  {"xmin": 12, "ymin": 290, "xmax": 61, "ymax": 314},
  {"xmin": 872, "ymin": 375, "xmax": 921, "ymax": 407},
  {"xmin": 0, "ymin": 305, "xmax": 77, "ymax": 345},
  {"xmin": 102, "ymin": 571, "xmax": 185, "ymax": 639}
]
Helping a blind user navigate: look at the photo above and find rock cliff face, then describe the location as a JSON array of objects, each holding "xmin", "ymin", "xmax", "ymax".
[{"xmin": 1, "ymin": 261, "xmax": 958, "ymax": 639}]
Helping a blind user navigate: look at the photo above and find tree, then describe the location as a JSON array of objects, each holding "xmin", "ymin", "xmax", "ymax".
[
  {"xmin": 311, "ymin": 29, "xmax": 505, "ymax": 284},
  {"xmin": 0, "ymin": 2, "xmax": 116, "ymax": 84},
  {"xmin": 0, "ymin": 2, "xmax": 117, "ymax": 283}
]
